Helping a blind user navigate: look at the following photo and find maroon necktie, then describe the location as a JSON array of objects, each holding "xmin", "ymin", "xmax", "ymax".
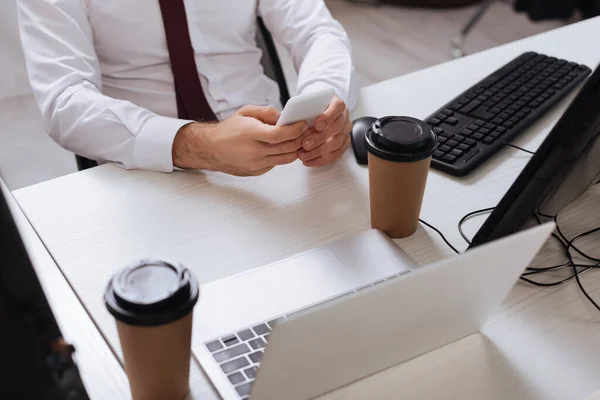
[{"xmin": 158, "ymin": 0, "xmax": 217, "ymax": 122}]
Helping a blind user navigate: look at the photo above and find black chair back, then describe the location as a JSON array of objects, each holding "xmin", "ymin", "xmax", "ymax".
[{"xmin": 76, "ymin": 18, "xmax": 290, "ymax": 171}]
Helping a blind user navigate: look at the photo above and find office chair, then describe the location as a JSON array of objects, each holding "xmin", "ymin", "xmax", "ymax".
[
  {"xmin": 75, "ymin": 17, "xmax": 291, "ymax": 171},
  {"xmin": 451, "ymin": 0, "xmax": 496, "ymax": 58}
]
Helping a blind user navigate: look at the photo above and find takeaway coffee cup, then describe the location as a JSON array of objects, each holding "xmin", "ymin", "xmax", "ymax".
[
  {"xmin": 365, "ymin": 116, "xmax": 437, "ymax": 238},
  {"xmin": 104, "ymin": 259, "xmax": 200, "ymax": 400}
]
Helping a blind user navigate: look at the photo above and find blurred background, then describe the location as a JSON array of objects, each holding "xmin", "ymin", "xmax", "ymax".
[{"xmin": 0, "ymin": 0, "xmax": 588, "ymax": 190}]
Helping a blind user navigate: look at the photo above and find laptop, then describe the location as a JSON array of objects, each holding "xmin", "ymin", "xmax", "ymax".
[
  {"xmin": 195, "ymin": 223, "xmax": 555, "ymax": 400},
  {"xmin": 0, "ymin": 180, "xmax": 89, "ymax": 400}
]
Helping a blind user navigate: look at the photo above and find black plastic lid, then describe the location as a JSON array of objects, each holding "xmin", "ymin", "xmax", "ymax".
[
  {"xmin": 104, "ymin": 259, "xmax": 199, "ymax": 327},
  {"xmin": 365, "ymin": 116, "xmax": 437, "ymax": 162}
]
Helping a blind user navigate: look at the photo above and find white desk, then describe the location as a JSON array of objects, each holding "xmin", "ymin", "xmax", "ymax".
[{"xmin": 13, "ymin": 16, "xmax": 600, "ymax": 400}]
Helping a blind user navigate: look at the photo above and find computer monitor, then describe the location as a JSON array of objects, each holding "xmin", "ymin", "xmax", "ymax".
[
  {"xmin": 469, "ymin": 63, "xmax": 600, "ymax": 248},
  {"xmin": 0, "ymin": 181, "xmax": 89, "ymax": 400}
]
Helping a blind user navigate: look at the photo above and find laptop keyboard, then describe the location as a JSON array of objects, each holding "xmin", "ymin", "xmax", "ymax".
[{"xmin": 203, "ymin": 272, "xmax": 408, "ymax": 399}]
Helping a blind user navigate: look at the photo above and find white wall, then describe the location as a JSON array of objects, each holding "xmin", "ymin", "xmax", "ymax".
[{"xmin": 1, "ymin": 0, "xmax": 31, "ymax": 100}]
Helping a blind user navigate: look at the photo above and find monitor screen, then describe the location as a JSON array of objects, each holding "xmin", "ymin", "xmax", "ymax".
[{"xmin": 469, "ymin": 64, "xmax": 600, "ymax": 248}]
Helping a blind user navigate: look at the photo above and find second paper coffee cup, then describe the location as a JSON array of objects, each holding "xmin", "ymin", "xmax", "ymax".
[
  {"xmin": 104, "ymin": 259, "xmax": 200, "ymax": 400},
  {"xmin": 365, "ymin": 116, "xmax": 437, "ymax": 238}
]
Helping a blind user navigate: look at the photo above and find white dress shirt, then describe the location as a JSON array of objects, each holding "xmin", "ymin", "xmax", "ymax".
[{"xmin": 17, "ymin": 0, "xmax": 359, "ymax": 172}]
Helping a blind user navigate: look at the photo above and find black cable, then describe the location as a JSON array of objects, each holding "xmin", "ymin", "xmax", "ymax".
[
  {"xmin": 503, "ymin": 142, "xmax": 536, "ymax": 155},
  {"xmin": 457, "ymin": 207, "xmax": 495, "ymax": 245},
  {"xmin": 573, "ymin": 263, "xmax": 600, "ymax": 312},
  {"xmin": 419, "ymin": 219, "xmax": 460, "ymax": 254}
]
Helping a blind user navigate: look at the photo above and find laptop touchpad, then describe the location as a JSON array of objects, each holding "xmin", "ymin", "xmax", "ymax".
[{"xmin": 194, "ymin": 230, "xmax": 415, "ymax": 342}]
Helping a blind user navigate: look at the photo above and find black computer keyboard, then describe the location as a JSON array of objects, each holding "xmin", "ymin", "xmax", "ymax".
[{"xmin": 425, "ymin": 52, "xmax": 591, "ymax": 176}]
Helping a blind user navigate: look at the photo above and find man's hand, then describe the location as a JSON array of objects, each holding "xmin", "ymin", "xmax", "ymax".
[
  {"xmin": 298, "ymin": 96, "xmax": 352, "ymax": 167},
  {"xmin": 172, "ymin": 105, "xmax": 308, "ymax": 176}
]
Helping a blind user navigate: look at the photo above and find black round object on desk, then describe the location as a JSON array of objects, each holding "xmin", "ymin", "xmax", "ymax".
[
  {"xmin": 365, "ymin": 116, "xmax": 437, "ymax": 162},
  {"xmin": 104, "ymin": 259, "xmax": 199, "ymax": 326}
]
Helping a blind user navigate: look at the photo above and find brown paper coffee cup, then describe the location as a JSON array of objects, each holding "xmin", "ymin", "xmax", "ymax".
[
  {"xmin": 368, "ymin": 154, "xmax": 431, "ymax": 238},
  {"xmin": 105, "ymin": 260, "xmax": 200, "ymax": 400},
  {"xmin": 365, "ymin": 116, "xmax": 437, "ymax": 238},
  {"xmin": 117, "ymin": 314, "xmax": 193, "ymax": 400}
]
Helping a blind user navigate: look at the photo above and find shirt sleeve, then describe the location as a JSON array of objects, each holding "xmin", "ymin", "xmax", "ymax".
[
  {"xmin": 17, "ymin": 0, "xmax": 191, "ymax": 173},
  {"xmin": 258, "ymin": 0, "xmax": 360, "ymax": 111}
]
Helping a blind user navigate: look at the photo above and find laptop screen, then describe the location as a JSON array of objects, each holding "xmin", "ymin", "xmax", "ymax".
[
  {"xmin": 0, "ymin": 181, "xmax": 89, "ymax": 400},
  {"xmin": 470, "ymin": 63, "xmax": 600, "ymax": 248}
]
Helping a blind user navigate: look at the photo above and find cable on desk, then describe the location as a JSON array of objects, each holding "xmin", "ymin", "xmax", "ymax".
[
  {"xmin": 419, "ymin": 219, "xmax": 460, "ymax": 254},
  {"xmin": 503, "ymin": 142, "xmax": 536, "ymax": 155},
  {"xmin": 455, "ymin": 206, "xmax": 600, "ymax": 312},
  {"xmin": 457, "ymin": 207, "xmax": 495, "ymax": 245}
]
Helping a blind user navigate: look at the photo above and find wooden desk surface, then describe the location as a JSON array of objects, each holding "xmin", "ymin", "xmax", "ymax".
[{"xmin": 13, "ymin": 17, "xmax": 600, "ymax": 400}]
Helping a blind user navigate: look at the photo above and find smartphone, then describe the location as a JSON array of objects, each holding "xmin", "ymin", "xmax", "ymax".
[{"xmin": 276, "ymin": 88, "xmax": 335, "ymax": 127}]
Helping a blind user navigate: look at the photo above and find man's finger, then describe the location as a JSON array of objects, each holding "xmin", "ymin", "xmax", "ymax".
[
  {"xmin": 238, "ymin": 105, "xmax": 281, "ymax": 125},
  {"xmin": 254, "ymin": 121, "xmax": 308, "ymax": 144},
  {"xmin": 264, "ymin": 151, "xmax": 299, "ymax": 168},
  {"xmin": 313, "ymin": 96, "xmax": 346, "ymax": 133},
  {"xmin": 263, "ymin": 136, "xmax": 303, "ymax": 156},
  {"xmin": 302, "ymin": 111, "xmax": 347, "ymax": 151},
  {"xmin": 299, "ymin": 129, "xmax": 347, "ymax": 162},
  {"xmin": 303, "ymin": 135, "xmax": 350, "ymax": 167}
]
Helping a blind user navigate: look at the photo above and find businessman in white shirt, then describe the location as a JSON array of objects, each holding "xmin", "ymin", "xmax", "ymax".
[{"xmin": 17, "ymin": 0, "xmax": 359, "ymax": 176}]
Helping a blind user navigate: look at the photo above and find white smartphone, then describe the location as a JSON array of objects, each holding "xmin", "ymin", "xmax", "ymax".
[{"xmin": 276, "ymin": 87, "xmax": 335, "ymax": 127}]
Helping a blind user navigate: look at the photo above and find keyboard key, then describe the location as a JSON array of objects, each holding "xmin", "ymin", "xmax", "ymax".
[
  {"xmin": 228, "ymin": 372, "xmax": 246, "ymax": 385},
  {"xmin": 441, "ymin": 130, "xmax": 454, "ymax": 138},
  {"xmin": 472, "ymin": 133, "xmax": 484, "ymax": 140},
  {"xmin": 491, "ymin": 130, "xmax": 503, "ymax": 139},
  {"xmin": 467, "ymin": 123, "xmax": 479, "ymax": 131},
  {"xmin": 249, "ymin": 338, "xmax": 266, "ymax": 350},
  {"xmin": 461, "ymin": 129, "xmax": 473, "ymax": 137},
  {"xmin": 509, "ymin": 116, "xmax": 520, "ymax": 123},
  {"xmin": 445, "ymin": 117, "xmax": 459, "ymax": 126},
  {"xmin": 221, "ymin": 357, "xmax": 250, "ymax": 374},
  {"xmin": 437, "ymin": 137, "xmax": 447, "ymax": 145},
  {"xmin": 264, "ymin": 334, "xmax": 270, "ymax": 342},
  {"xmin": 498, "ymin": 113, "xmax": 510, "ymax": 121},
  {"xmin": 249, "ymin": 351, "xmax": 264, "ymax": 364},
  {"xmin": 504, "ymin": 120, "xmax": 515, "ymax": 128},
  {"xmin": 461, "ymin": 100, "xmax": 481, "ymax": 113},
  {"xmin": 483, "ymin": 123, "xmax": 496, "ymax": 130},
  {"xmin": 433, "ymin": 150, "xmax": 445, "ymax": 159},
  {"xmin": 464, "ymin": 138, "xmax": 476, "ymax": 147},
  {"xmin": 435, "ymin": 113, "xmax": 447, "ymax": 121},
  {"xmin": 213, "ymin": 343, "xmax": 250, "ymax": 363},
  {"xmin": 474, "ymin": 120, "xmax": 485, "ymax": 126},
  {"xmin": 496, "ymin": 126, "xmax": 507, "ymax": 133},
  {"xmin": 449, "ymin": 102, "xmax": 462, "ymax": 111},
  {"xmin": 491, "ymin": 118, "xmax": 503, "ymax": 125},
  {"xmin": 236, "ymin": 382, "xmax": 253, "ymax": 397},
  {"xmin": 479, "ymin": 128, "xmax": 490, "ymax": 135},
  {"xmin": 222, "ymin": 335, "xmax": 240, "ymax": 347},
  {"xmin": 441, "ymin": 109, "xmax": 454, "ymax": 117},
  {"xmin": 245, "ymin": 366, "xmax": 258, "ymax": 380},
  {"xmin": 450, "ymin": 149, "xmax": 463, "ymax": 157},
  {"xmin": 447, "ymin": 139, "xmax": 459, "ymax": 147},
  {"xmin": 458, "ymin": 143, "xmax": 470, "ymax": 151},
  {"xmin": 472, "ymin": 107, "xmax": 495, "ymax": 120},
  {"xmin": 237, "ymin": 329, "xmax": 255, "ymax": 341},
  {"xmin": 442, "ymin": 154, "xmax": 457, "ymax": 163},
  {"xmin": 453, "ymin": 135, "xmax": 466, "ymax": 143},
  {"xmin": 432, "ymin": 127, "xmax": 443, "ymax": 135},
  {"xmin": 482, "ymin": 136, "xmax": 495, "ymax": 145},
  {"xmin": 439, "ymin": 144, "xmax": 451, "ymax": 153},
  {"xmin": 206, "ymin": 340, "xmax": 223, "ymax": 353},
  {"xmin": 253, "ymin": 324, "xmax": 271, "ymax": 336},
  {"xmin": 428, "ymin": 118, "xmax": 441, "ymax": 126}
]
